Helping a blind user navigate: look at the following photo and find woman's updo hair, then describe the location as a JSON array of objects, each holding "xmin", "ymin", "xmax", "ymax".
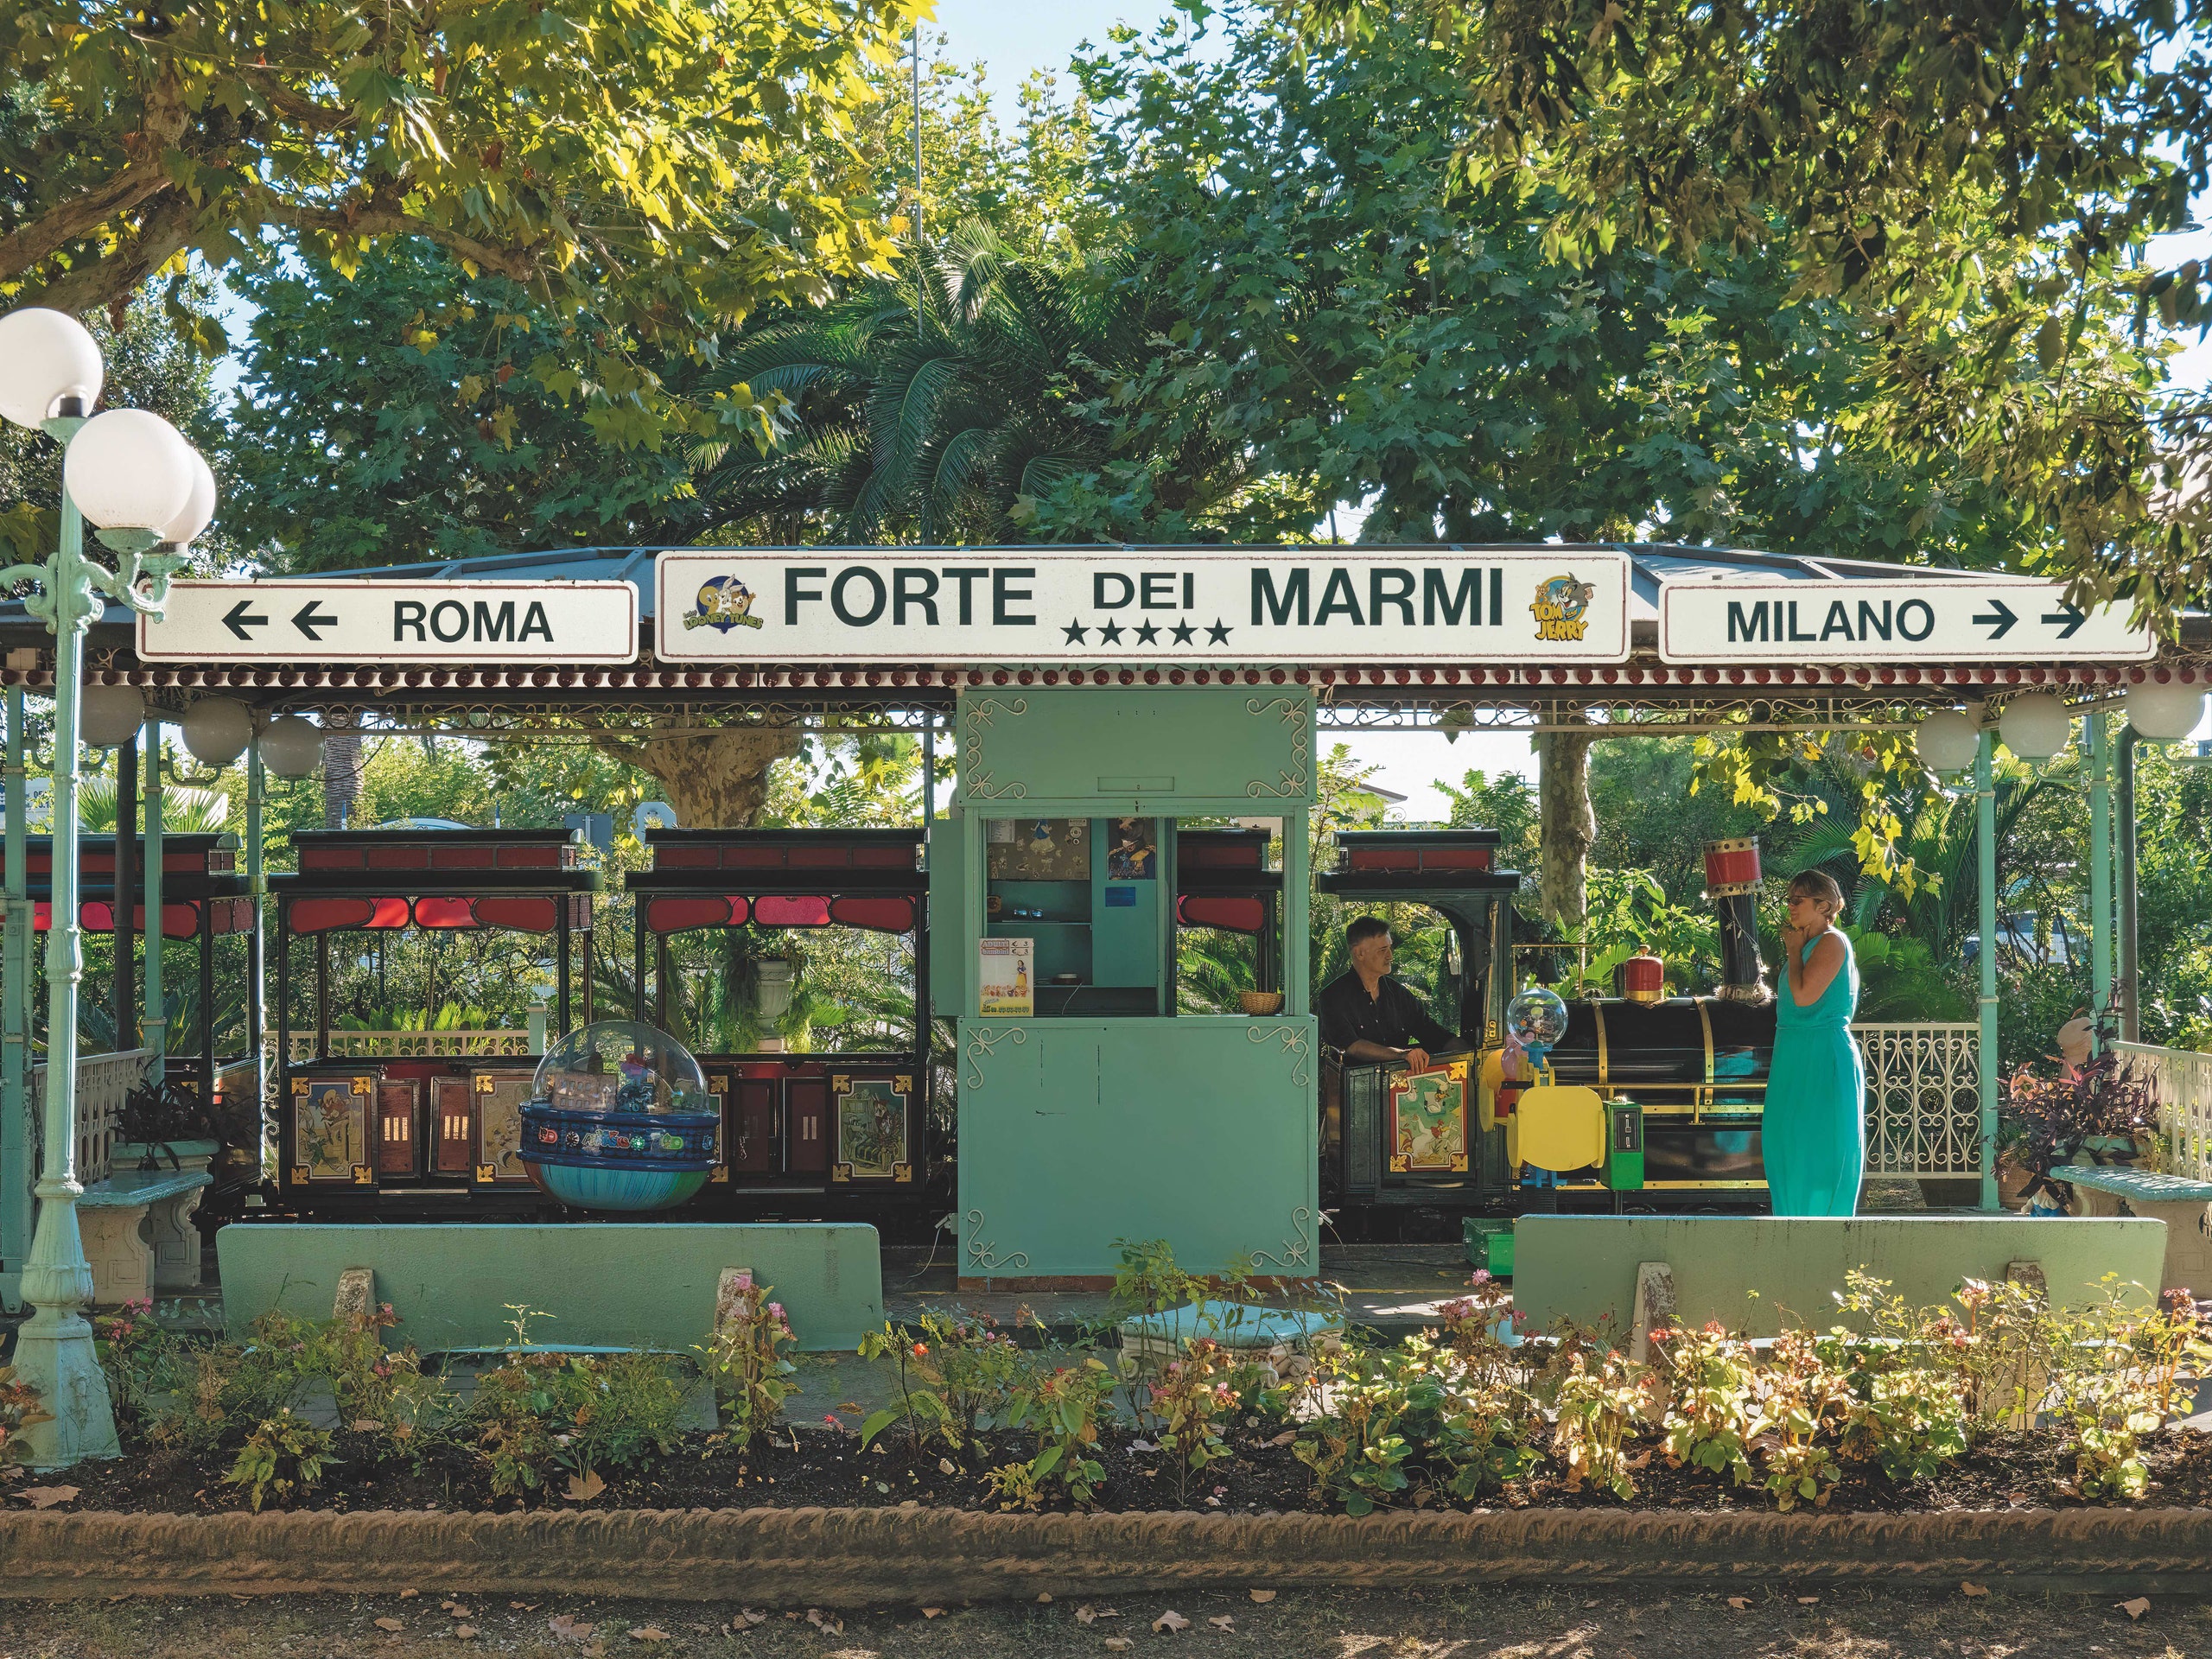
[{"xmin": 1787, "ymin": 868, "xmax": 1847, "ymax": 918}]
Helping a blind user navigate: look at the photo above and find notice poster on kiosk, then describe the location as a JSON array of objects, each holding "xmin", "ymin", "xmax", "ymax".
[{"xmin": 978, "ymin": 937, "xmax": 1036, "ymax": 1017}]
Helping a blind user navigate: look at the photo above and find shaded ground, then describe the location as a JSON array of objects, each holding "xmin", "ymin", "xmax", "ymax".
[{"xmin": 0, "ymin": 1586, "xmax": 2205, "ymax": 1658}]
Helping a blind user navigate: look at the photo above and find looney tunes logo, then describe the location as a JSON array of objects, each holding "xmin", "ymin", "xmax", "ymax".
[{"xmin": 683, "ymin": 574, "xmax": 764, "ymax": 632}]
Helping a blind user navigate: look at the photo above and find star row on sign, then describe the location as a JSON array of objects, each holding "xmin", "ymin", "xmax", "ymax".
[{"xmin": 1061, "ymin": 617, "xmax": 1235, "ymax": 646}]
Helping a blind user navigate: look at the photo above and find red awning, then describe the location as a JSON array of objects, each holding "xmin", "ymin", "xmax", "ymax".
[
  {"xmin": 1178, "ymin": 894, "xmax": 1268, "ymax": 935},
  {"xmin": 288, "ymin": 894, "xmax": 567, "ymax": 934},
  {"xmin": 641, "ymin": 892, "xmax": 915, "ymax": 935}
]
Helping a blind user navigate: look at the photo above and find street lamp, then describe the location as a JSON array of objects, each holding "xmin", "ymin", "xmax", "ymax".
[{"xmin": 0, "ymin": 305, "xmax": 212, "ymax": 1468}]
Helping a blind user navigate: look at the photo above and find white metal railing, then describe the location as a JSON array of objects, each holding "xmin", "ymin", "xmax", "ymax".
[
  {"xmin": 25, "ymin": 1047, "xmax": 151, "ymax": 1188},
  {"xmin": 2118, "ymin": 1040, "xmax": 2212, "ymax": 1182},
  {"xmin": 1855, "ymin": 1021, "xmax": 1983, "ymax": 1179},
  {"xmin": 277, "ymin": 1030, "xmax": 533, "ymax": 1061}
]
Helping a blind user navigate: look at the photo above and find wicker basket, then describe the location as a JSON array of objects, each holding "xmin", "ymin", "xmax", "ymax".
[{"xmin": 1238, "ymin": 990, "xmax": 1286, "ymax": 1015}]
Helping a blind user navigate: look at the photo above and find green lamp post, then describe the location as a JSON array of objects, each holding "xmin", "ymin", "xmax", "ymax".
[{"xmin": 0, "ymin": 304, "xmax": 214, "ymax": 1467}]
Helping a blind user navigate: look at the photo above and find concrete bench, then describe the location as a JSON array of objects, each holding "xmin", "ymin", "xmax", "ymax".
[
  {"xmin": 2052, "ymin": 1166, "xmax": 2212, "ymax": 1296},
  {"xmin": 216, "ymin": 1222, "xmax": 884, "ymax": 1353},
  {"xmin": 1513, "ymin": 1215, "xmax": 2169, "ymax": 1350},
  {"xmin": 76, "ymin": 1167, "xmax": 213, "ymax": 1306}
]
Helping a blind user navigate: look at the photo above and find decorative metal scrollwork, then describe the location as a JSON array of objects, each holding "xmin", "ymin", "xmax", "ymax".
[
  {"xmin": 962, "ymin": 1024, "xmax": 1029, "ymax": 1090},
  {"xmin": 1243, "ymin": 696, "xmax": 1313, "ymax": 798},
  {"xmin": 963, "ymin": 1209, "xmax": 1031, "ymax": 1274},
  {"xmin": 1249, "ymin": 1207, "xmax": 1317, "ymax": 1275},
  {"xmin": 1246, "ymin": 1022, "xmax": 1311, "ymax": 1087},
  {"xmin": 963, "ymin": 769, "xmax": 1028, "ymax": 801}
]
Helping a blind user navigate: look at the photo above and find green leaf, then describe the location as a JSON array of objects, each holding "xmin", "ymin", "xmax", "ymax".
[{"xmin": 857, "ymin": 1409, "xmax": 897, "ymax": 1449}]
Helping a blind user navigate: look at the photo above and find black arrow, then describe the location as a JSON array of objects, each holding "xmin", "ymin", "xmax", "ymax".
[
  {"xmin": 1973, "ymin": 597, "xmax": 2018, "ymax": 639},
  {"xmin": 2041, "ymin": 601, "xmax": 2086, "ymax": 640},
  {"xmin": 291, "ymin": 599, "xmax": 337, "ymax": 641},
  {"xmin": 221, "ymin": 599, "xmax": 267, "ymax": 641}
]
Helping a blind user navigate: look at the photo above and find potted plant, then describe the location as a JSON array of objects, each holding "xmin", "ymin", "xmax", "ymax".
[
  {"xmin": 112, "ymin": 1077, "xmax": 226, "ymax": 1174},
  {"xmin": 2002, "ymin": 1006, "xmax": 2161, "ymax": 1211}
]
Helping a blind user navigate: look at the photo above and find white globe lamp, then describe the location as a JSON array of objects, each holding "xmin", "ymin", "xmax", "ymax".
[
  {"xmin": 1997, "ymin": 693, "xmax": 2073, "ymax": 761},
  {"xmin": 0, "ymin": 308, "xmax": 104, "ymax": 429},
  {"xmin": 1915, "ymin": 709, "xmax": 1982, "ymax": 772},
  {"xmin": 2126, "ymin": 680, "xmax": 2207, "ymax": 744},
  {"xmin": 179, "ymin": 696, "xmax": 251, "ymax": 766},
  {"xmin": 62, "ymin": 408, "xmax": 195, "ymax": 532},
  {"xmin": 159, "ymin": 450, "xmax": 218, "ymax": 546},
  {"xmin": 79, "ymin": 684, "xmax": 147, "ymax": 749},
  {"xmin": 258, "ymin": 715, "xmax": 325, "ymax": 779}
]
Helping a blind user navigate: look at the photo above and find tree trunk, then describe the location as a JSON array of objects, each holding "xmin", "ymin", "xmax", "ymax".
[
  {"xmin": 1535, "ymin": 714, "xmax": 1597, "ymax": 932},
  {"xmin": 322, "ymin": 730, "xmax": 361, "ymax": 830},
  {"xmin": 595, "ymin": 726, "xmax": 803, "ymax": 828}
]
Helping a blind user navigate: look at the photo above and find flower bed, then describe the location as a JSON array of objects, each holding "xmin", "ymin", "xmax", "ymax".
[{"xmin": 12, "ymin": 1255, "xmax": 2212, "ymax": 1526}]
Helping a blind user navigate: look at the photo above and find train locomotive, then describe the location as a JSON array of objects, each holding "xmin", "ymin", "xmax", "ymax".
[{"xmin": 1325, "ymin": 830, "xmax": 1780, "ymax": 1211}]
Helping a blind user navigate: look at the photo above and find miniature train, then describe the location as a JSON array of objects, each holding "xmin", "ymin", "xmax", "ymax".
[{"xmin": 245, "ymin": 820, "xmax": 1778, "ymax": 1229}]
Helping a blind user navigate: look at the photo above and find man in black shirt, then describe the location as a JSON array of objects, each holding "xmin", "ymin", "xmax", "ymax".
[{"xmin": 1317, "ymin": 915, "xmax": 1460, "ymax": 1068}]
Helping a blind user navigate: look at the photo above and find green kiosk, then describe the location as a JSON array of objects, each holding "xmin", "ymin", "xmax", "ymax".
[{"xmin": 928, "ymin": 687, "xmax": 1319, "ymax": 1285}]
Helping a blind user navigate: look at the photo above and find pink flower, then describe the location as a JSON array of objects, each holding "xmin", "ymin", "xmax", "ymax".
[
  {"xmin": 766, "ymin": 1301, "xmax": 785, "ymax": 1319},
  {"xmin": 733, "ymin": 1270, "xmax": 754, "ymax": 1290},
  {"xmin": 1469, "ymin": 1269, "xmax": 1492, "ymax": 1287},
  {"xmin": 823, "ymin": 1413, "xmax": 840, "ymax": 1426}
]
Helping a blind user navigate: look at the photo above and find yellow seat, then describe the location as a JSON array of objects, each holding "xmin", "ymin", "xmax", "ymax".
[{"xmin": 1511, "ymin": 1084, "xmax": 1605, "ymax": 1173}]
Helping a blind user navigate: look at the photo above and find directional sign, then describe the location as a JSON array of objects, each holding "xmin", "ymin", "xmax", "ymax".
[
  {"xmin": 137, "ymin": 580, "xmax": 639, "ymax": 664},
  {"xmin": 656, "ymin": 548, "xmax": 1634, "ymax": 664},
  {"xmin": 1656, "ymin": 577, "xmax": 2155, "ymax": 664}
]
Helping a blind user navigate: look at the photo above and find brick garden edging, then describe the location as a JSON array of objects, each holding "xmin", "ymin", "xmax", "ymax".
[{"xmin": 6, "ymin": 1505, "xmax": 2212, "ymax": 1601}]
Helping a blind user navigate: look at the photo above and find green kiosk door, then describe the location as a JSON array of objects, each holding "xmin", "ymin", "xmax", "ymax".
[{"xmin": 932, "ymin": 687, "xmax": 1318, "ymax": 1283}]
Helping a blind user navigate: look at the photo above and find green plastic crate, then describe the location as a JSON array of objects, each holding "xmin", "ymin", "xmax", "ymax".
[{"xmin": 1463, "ymin": 1217, "xmax": 1514, "ymax": 1276}]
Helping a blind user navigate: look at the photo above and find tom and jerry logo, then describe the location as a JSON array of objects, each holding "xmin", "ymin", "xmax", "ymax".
[{"xmin": 1530, "ymin": 574, "xmax": 1596, "ymax": 643}]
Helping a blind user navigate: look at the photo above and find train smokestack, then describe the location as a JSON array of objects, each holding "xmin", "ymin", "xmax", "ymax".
[{"xmin": 1703, "ymin": 836, "xmax": 1771, "ymax": 1004}]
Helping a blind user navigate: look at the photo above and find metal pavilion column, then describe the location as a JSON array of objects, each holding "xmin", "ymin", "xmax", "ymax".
[
  {"xmin": 1975, "ymin": 731, "xmax": 1999, "ymax": 1213},
  {"xmin": 2, "ymin": 671, "xmax": 30, "ymax": 1308},
  {"xmin": 2087, "ymin": 710, "xmax": 2113, "ymax": 1027},
  {"xmin": 143, "ymin": 722, "xmax": 164, "ymax": 1084},
  {"xmin": 247, "ymin": 728, "xmax": 268, "ymax": 1167}
]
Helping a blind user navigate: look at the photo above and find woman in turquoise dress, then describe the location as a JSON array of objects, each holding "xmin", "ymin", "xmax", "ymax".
[{"xmin": 1764, "ymin": 869, "xmax": 1865, "ymax": 1217}]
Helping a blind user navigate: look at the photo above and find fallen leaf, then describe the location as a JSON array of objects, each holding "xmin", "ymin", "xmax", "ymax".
[
  {"xmin": 805, "ymin": 1609, "xmax": 843, "ymax": 1635},
  {"xmin": 1796, "ymin": 1596, "xmax": 1819, "ymax": 1605},
  {"xmin": 938, "ymin": 1458, "xmax": 957, "ymax": 1475},
  {"xmin": 1154, "ymin": 1611, "xmax": 1191, "ymax": 1633},
  {"xmin": 1726, "ymin": 1598, "xmax": 1751, "ymax": 1611},
  {"xmin": 628, "ymin": 1628, "xmax": 670, "ymax": 1643},
  {"xmin": 1961, "ymin": 1583, "xmax": 1989, "ymax": 1598},
  {"xmin": 564, "ymin": 1470, "xmax": 607, "ymax": 1502},
  {"xmin": 400, "ymin": 1589, "xmax": 420, "ymax": 1600},
  {"xmin": 549, "ymin": 1615, "xmax": 598, "ymax": 1642},
  {"xmin": 512, "ymin": 1602, "xmax": 541, "ymax": 1611},
  {"xmin": 454, "ymin": 1627, "xmax": 478, "ymax": 1641},
  {"xmin": 2120, "ymin": 1597, "xmax": 2151, "ymax": 1620},
  {"xmin": 838, "ymin": 1401, "xmax": 862, "ymax": 1412},
  {"xmin": 1249, "ymin": 1590, "xmax": 1276, "ymax": 1604},
  {"xmin": 1037, "ymin": 1592, "xmax": 1053, "ymax": 1604},
  {"xmin": 921, "ymin": 1608, "xmax": 945, "ymax": 1619},
  {"xmin": 741, "ymin": 1611, "xmax": 768, "ymax": 1626},
  {"xmin": 1105, "ymin": 1641, "xmax": 1134, "ymax": 1652},
  {"xmin": 1262, "ymin": 1430, "xmax": 1296, "ymax": 1447},
  {"xmin": 373, "ymin": 1618, "xmax": 404, "ymax": 1632},
  {"xmin": 16, "ymin": 1486, "xmax": 78, "ymax": 1509},
  {"xmin": 1208, "ymin": 1616, "xmax": 1234, "ymax": 1630},
  {"xmin": 1128, "ymin": 1440, "xmax": 1160, "ymax": 1452},
  {"xmin": 352, "ymin": 1419, "xmax": 382, "ymax": 1432}
]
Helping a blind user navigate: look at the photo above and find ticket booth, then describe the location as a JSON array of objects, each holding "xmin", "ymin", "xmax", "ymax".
[{"xmin": 930, "ymin": 687, "xmax": 1319, "ymax": 1284}]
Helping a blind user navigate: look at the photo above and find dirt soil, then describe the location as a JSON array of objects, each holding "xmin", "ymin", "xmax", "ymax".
[
  {"xmin": 24, "ymin": 1422, "xmax": 2212, "ymax": 1518},
  {"xmin": 3, "ymin": 1585, "xmax": 2209, "ymax": 1658}
]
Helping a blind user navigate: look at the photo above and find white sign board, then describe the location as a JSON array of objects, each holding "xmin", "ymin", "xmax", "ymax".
[
  {"xmin": 137, "ymin": 580, "xmax": 639, "ymax": 664},
  {"xmin": 655, "ymin": 549, "xmax": 1632, "ymax": 664},
  {"xmin": 1657, "ymin": 577, "xmax": 2155, "ymax": 664}
]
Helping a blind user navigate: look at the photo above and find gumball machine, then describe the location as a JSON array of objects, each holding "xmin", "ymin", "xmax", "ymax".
[{"xmin": 518, "ymin": 1020, "xmax": 721, "ymax": 1211}]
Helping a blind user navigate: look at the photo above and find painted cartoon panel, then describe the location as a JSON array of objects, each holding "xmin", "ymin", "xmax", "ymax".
[
  {"xmin": 1388, "ymin": 1058, "xmax": 1471, "ymax": 1173},
  {"xmin": 832, "ymin": 1073, "xmax": 912, "ymax": 1182},
  {"xmin": 291, "ymin": 1074, "xmax": 374, "ymax": 1185}
]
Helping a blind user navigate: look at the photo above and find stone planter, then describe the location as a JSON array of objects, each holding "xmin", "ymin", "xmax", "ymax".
[{"xmin": 110, "ymin": 1138, "xmax": 221, "ymax": 1174}]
